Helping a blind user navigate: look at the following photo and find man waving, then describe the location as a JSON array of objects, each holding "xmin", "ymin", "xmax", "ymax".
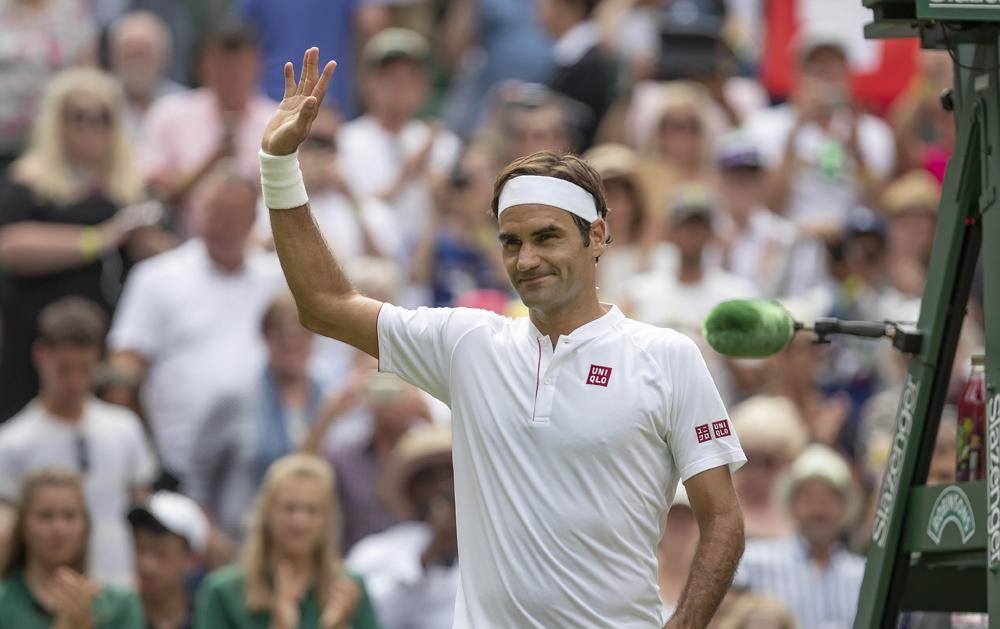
[{"xmin": 260, "ymin": 48, "xmax": 746, "ymax": 629}]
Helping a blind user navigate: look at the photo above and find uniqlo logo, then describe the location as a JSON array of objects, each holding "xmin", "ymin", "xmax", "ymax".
[
  {"xmin": 712, "ymin": 419, "xmax": 732, "ymax": 438},
  {"xmin": 695, "ymin": 424, "xmax": 712, "ymax": 443},
  {"xmin": 586, "ymin": 364, "xmax": 612, "ymax": 387}
]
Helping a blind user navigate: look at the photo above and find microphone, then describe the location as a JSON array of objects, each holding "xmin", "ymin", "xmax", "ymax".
[{"xmin": 702, "ymin": 299, "xmax": 798, "ymax": 358}]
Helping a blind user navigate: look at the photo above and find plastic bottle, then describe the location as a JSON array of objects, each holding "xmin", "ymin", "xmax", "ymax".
[{"xmin": 956, "ymin": 355, "xmax": 986, "ymax": 481}]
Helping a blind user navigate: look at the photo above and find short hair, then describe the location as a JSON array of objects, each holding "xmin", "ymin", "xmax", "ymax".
[
  {"xmin": 110, "ymin": 10, "xmax": 173, "ymax": 60},
  {"xmin": 261, "ymin": 293, "xmax": 299, "ymax": 336},
  {"xmin": 491, "ymin": 151, "xmax": 611, "ymax": 247},
  {"xmin": 37, "ymin": 297, "xmax": 107, "ymax": 348},
  {"xmin": 201, "ymin": 18, "xmax": 257, "ymax": 53}
]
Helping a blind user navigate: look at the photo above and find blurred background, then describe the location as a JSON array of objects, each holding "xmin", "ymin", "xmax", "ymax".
[{"xmin": 0, "ymin": 0, "xmax": 985, "ymax": 628}]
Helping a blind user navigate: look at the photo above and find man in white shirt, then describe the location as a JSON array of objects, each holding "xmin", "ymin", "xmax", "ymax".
[
  {"xmin": 743, "ymin": 29, "xmax": 894, "ymax": 295},
  {"xmin": 337, "ymin": 28, "xmax": 461, "ymax": 263},
  {"xmin": 259, "ymin": 49, "xmax": 746, "ymax": 627},
  {"xmin": 0, "ymin": 297, "xmax": 158, "ymax": 587},
  {"xmin": 108, "ymin": 169, "xmax": 285, "ymax": 487}
]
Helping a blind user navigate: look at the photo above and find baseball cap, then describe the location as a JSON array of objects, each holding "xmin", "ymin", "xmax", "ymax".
[
  {"xmin": 794, "ymin": 28, "xmax": 848, "ymax": 64},
  {"xmin": 362, "ymin": 28, "xmax": 429, "ymax": 69},
  {"xmin": 716, "ymin": 133, "xmax": 763, "ymax": 171},
  {"xmin": 881, "ymin": 170, "xmax": 940, "ymax": 216},
  {"xmin": 128, "ymin": 491, "xmax": 209, "ymax": 555},
  {"xmin": 668, "ymin": 183, "xmax": 715, "ymax": 226}
]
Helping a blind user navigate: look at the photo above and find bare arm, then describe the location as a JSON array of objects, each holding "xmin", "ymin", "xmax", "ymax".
[
  {"xmin": 666, "ymin": 466, "xmax": 745, "ymax": 629},
  {"xmin": 0, "ymin": 220, "xmax": 125, "ymax": 276},
  {"xmin": 263, "ymin": 49, "xmax": 382, "ymax": 358}
]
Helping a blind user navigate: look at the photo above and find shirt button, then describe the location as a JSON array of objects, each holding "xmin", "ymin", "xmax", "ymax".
[{"xmin": 544, "ymin": 377, "xmax": 554, "ymax": 385}]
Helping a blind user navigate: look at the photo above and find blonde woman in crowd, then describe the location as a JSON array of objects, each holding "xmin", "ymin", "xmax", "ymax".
[
  {"xmin": 0, "ymin": 67, "xmax": 168, "ymax": 422},
  {"xmin": 195, "ymin": 454, "xmax": 378, "ymax": 629},
  {"xmin": 0, "ymin": 469, "xmax": 144, "ymax": 628}
]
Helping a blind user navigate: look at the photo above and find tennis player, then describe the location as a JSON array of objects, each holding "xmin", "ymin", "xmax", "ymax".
[{"xmin": 260, "ymin": 48, "xmax": 746, "ymax": 629}]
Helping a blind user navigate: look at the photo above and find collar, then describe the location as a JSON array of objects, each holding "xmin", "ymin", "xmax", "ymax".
[
  {"xmin": 526, "ymin": 303, "xmax": 624, "ymax": 343},
  {"xmin": 552, "ymin": 20, "xmax": 600, "ymax": 67}
]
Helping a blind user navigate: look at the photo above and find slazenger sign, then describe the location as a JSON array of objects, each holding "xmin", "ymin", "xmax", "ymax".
[
  {"xmin": 873, "ymin": 375, "xmax": 920, "ymax": 548},
  {"xmin": 987, "ymin": 392, "xmax": 1000, "ymax": 568}
]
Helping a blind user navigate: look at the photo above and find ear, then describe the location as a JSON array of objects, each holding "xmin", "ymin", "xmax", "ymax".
[{"xmin": 590, "ymin": 218, "xmax": 608, "ymax": 259}]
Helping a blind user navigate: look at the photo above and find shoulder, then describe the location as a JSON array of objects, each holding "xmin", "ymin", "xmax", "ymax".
[
  {"xmin": 94, "ymin": 583, "xmax": 143, "ymax": 613},
  {"xmin": 742, "ymin": 536, "xmax": 799, "ymax": 566},
  {"xmin": 144, "ymin": 88, "xmax": 208, "ymax": 124},
  {"xmin": 0, "ymin": 405, "xmax": 45, "ymax": 446},
  {"xmin": 201, "ymin": 565, "xmax": 247, "ymax": 596},
  {"xmin": 339, "ymin": 116, "xmax": 377, "ymax": 142},
  {"xmin": 617, "ymin": 317, "xmax": 700, "ymax": 360},
  {"xmin": 347, "ymin": 521, "xmax": 429, "ymax": 571}
]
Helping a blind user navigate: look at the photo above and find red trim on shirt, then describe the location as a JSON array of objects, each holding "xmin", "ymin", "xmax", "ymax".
[
  {"xmin": 531, "ymin": 338, "xmax": 541, "ymax": 422},
  {"xmin": 374, "ymin": 302, "xmax": 386, "ymax": 371}
]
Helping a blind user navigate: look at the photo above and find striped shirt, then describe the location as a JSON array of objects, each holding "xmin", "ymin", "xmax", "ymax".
[{"xmin": 737, "ymin": 536, "xmax": 865, "ymax": 629}]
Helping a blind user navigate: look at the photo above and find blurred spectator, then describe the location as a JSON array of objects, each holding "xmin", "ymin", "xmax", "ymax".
[
  {"xmin": 889, "ymin": 51, "xmax": 954, "ymax": 182},
  {"xmin": 0, "ymin": 0, "xmax": 97, "ymax": 166},
  {"xmin": 714, "ymin": 133, "xmax": 796, "ymax": 298},
  {"xmin": 625, "ymin": 185, "xmax": 758, "ymax": 403},
  {"xmin": 0, "ymin": 298, "xmax": 157, "ymax": 586},
  {"xmin": 730, "ymin": 396, "xmax": 808, "ymax": 539},
  {"xmin": 339, "ymin": 28, "xmax": 462, "ymax": 264},
  {"xmin": 107, "ymin": 169, "xmax": 284, "ymax": 487},
  {"xmin": 412, "ymin": 143, "xmax": 507, "ymax": 306},
  {"xmin": 537, "ymin": 0, "xmax": 617, "ymax": 150},
  {"xmin": 440, "ymin": 0, "xmax": 554, "ymax": 136},
  {"xmin": 108, "ymin": 11, "xmax": 186, "ymax": 141},
  {"xmin": 139, "ymin": 20, "xmax": 274, "ymax": 228},
  {"xmin": 0, "ymin": 502, "xmax": 14, "ymax": 569},
  {"xmin": 239, "ymin": 0, "xmax": 364, "ymax": 117},
  {"xmin": 583, "ymin": 142, "xmax": 669, "ymax": 303},
  {"xmin": 128, "ymin": 491, "xmax": 209, "ymax": 629},
  {"xmin": 347, "ymin": 425, "xmax": 457, "ymax": 629},
  {"xmin": 0, "ymin": 67, "xmax": 164, "ymax": 422},
  {"xmin": 657, "ymin": 486, "xmax": 698, "ymax": 616},
  {"xmin": 745, "ymin": 30, "xmax": 894, "ymax": 295},
  {"xmin": 739, "ymin": 444, "xmax": 864, "ymax": 629},
  {"xmin": 880, "ymin": 170, "xmax": 940, "ymax": 305},
  {"xmin": 331, "ymin": 373, "xmax": 432, "ymax": 552},
  {"xmin": 194, "ymin": 454, "xmax": 378, "ymax": 628},
  {"xmin": 253, "ymin": 106, "xmax": 401, "ymax": 262},
  {"xmin": 0, "ymin": 469, "xmax": 145, "ymax": 627},
  {"xmin": 188, "ymin": 293, "xmax": 343, "ymax": 542},
  {"xmin": 490, "ymin": 82, "xmax": 575, "ymax": 163}
]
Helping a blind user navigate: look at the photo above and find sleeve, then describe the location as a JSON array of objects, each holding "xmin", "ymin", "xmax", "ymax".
[
  {"xmin": 348, "ymin": 574, "xmax": 380, "ymax": 629},
  {"xmin": 664, "ymin": 334, "xmax": 746, "ymax": 482},
  {"xmin": 193, "ymin": 574, "xmax": 235, "ymax": 629},
  {"xmin": 376, "ymin": 304, "xmax": 489, "ymax": 405},
  {"xmin": 111, "ymin": 589, "xmax": 147, "ymax": 629},
  {"xmin": 107, "ymin": 263, "xmax": 162, "ymax": 359}
]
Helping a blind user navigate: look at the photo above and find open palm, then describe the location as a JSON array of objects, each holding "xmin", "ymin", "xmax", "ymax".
[{"xmin": 261, "ymin": 47, "xmax": 337, "ymax": 156}]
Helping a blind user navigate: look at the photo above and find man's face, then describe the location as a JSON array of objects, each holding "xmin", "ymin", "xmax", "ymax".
[
  {"xmin": 112, "ymin": 28, "xmax": 165, "ymax": 97},
  {"xmin": 889, "ymin": 211, "xmax": 936, "ymax": 263},
  {"xmin": 203, "ymin": 48, "xmax": 259, "ymax": 111},
  {"xmin": 670, "ymin": 215, "xmax": 712, "ymax": 262},
  {"xmin": 407, "ymin": 461, "xmax": 454, "ymax": 520},
  {"xmin": 790, "ymin": 478, "xmax": 846, "ymax": 548},
  {"xmin": 801, "ymin": 47, "xmax": 849, "ymax": 87},
  {"xmin": 719, "ymin": 169, "xmax": 764, "ymax": 217},
  {"xmin": 365, "ymin": 59, "xmax": 427, "ymax": 123},
  {"xmin": 508, "ymin": 106, "xmax": 571, "ymax": 160},
  {"xmin": 33, "ymin": 342, "xmax": 100, "ymax": 406},
  {"xmin": 133, "ymin": 528, "xmax": 194, "ymax": 597},
  {"xmin": 498, "ymin": 204, "xmax": 605, "ymax": 311},
  {"xmin": 198, "ymin": 180, "xmax": 257, "ymax": 266}
]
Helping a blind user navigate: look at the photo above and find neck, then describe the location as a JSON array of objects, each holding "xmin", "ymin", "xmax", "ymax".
[
  {"xmin": 143, "ymin": 586, "xmax": 189, "ymax": 629},
  {"xmin": 809, "ymin": 539, "xmax": 834, "ymax": 567},
  {"xmin": 529, "ymin": 294, "xmax": 606, "ymax": 348},
  {"xmin": 207, "ymin": 249, "xmax": 245, "ymax": 273},
  {"xmin": 374, "ymin": 112, "xmax": 407, "ymax": 135},
  {"xmin": 272, "ymin": 367, "xmax": 310, "ymax": 407},
  {"xmin": 272, "ymin": 552, "xmax": 314, "ymax": 579},
  {"xmin": 676, "ymin": 257, "xmax": 703, "ymax": 284},
  {"xmin": 24, "ymin": 558, "xmax": 58, "ymax": 584},
  {"xmin": 38, "ymin": 392, "xmax": 85, "ymax": 421}
]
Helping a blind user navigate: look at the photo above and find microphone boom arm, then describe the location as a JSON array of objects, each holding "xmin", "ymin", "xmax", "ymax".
[{"xmin": 801, "ymin": 318, "xmax": 923, "ymax": 354}]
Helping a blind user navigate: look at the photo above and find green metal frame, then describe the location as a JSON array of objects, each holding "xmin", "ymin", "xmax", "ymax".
[{"xmin": 854, "ymin": 18, "xmax": 1000, "ymax": 628}]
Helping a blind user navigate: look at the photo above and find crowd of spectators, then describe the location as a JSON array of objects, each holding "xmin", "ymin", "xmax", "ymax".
[{"xmin": 0, "ymin": 0, "xmax": 985, "ymax": 627}]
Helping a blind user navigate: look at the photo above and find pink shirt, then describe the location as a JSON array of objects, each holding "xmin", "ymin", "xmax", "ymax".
[{"xmin": 139, "ymin": 87, "xmax": 276, "ymax": 184}]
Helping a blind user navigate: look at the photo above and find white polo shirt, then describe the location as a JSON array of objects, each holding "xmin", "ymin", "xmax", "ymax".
[{"xmin": 377, "ymin": 303, "xmax": 745, "ymax": 627}]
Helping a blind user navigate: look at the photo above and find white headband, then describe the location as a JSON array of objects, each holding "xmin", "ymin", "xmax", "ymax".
[{"xmin": 497, "ymin": 175, "xmax": 598, "ymax": 223}]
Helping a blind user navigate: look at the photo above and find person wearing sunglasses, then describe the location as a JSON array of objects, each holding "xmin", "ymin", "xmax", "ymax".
[
  {"xmin": 0, "ymin": 297, "xmax": 158, "ymax": 587},
  {"xmin": 0, "ymin": 67, "xmax": 169, "ymax": 424}
]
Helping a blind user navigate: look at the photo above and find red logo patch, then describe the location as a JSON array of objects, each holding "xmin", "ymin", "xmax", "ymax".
[
  {"xmin": 586, "ymin": 364, "xmax": 612, "ymax": 387},
  {"xmin": 712, "ymin": 419, "xmax": 732, "ymax": 438},
  {"xmin": 695, "ymin": 424, "xmax": 712, "ymax": 443}
]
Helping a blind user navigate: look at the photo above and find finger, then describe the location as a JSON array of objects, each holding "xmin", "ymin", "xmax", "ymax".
[
  {"xmin": 283, "ymin": 62, "xmax": 295, "ymax": 99},
  {"xmin": 311, "ymin": 60, "xmax": 337, "ymax": 105},
  {"xmin": 296, "ymin": 49, "xmax": 310, "ymax": 95},
  {"xmin": 302, "ymin": 47, "xmax": 320, "ymax": 97},
  {"xmin": 295, "ymin": 96, "xmax": 319, "ymax": 133}
]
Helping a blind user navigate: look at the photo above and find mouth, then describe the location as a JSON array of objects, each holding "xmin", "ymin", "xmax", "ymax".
[{"xmin": 518, "ymin": 274, "xmax": 553, "ymax": 286}]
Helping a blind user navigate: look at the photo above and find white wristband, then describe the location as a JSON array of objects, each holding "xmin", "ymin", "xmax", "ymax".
[{"xmin": 259, "ymin": 149, "xmax": 309, "ymax": 210}]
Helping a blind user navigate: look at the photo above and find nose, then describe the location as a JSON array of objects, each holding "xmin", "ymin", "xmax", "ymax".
[{"xmin": 515, "ymin": 243, "xmax": 541, "ymax": 273}]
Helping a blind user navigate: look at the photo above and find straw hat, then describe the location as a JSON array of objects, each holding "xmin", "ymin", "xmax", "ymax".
[
  {"xmin": 730, "ymin": 395, "xmax": 808, "ymax": 460},
  {"xmin": 377, "ymin": 424, "xmax": 453, "ymax": 518},
  {"xmin": 583, "ymin": 143, "xmax": 640, "ymax": 181},
  {"xmin": 881, "ymin": 170, "xmax": 941, "ymax": 216}
]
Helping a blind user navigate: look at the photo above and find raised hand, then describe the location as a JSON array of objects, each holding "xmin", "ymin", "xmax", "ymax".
[
  {"xmin": 50, "ymin": 567, "xmax": 99, "ymax": 629},
  {"xmin": 319, "ymin": 576, "xmax": 361, "ymax": 629},
  {"xmin": 262, "ymin": 48, "xmax": 337, "ymax": 156}
]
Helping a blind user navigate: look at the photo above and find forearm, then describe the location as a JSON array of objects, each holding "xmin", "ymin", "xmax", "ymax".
[
  {"xmin": 0, "ymin": 222, "xmax": 121, "ymax": 275},
  {"xmin": 667, "ymin": 511, "xmax": 744, "ymax": 628},
  {"xmin": 269, "ymin": 206, "xmax": 360, "ymax": 335}
]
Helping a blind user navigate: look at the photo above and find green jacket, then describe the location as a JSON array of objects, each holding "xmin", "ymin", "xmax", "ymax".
[
  {"xmin": 0, "ymin": 570, "xmax": 145, "ymax": 628},
  {"xmin": 194, "ymin": 565, "xmax": 379, "ymax": 629}
]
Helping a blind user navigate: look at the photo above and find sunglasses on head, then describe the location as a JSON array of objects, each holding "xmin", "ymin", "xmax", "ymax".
[{"xmin": 64, "ymin": 107, "xmax": 112, "ymax": 129}]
